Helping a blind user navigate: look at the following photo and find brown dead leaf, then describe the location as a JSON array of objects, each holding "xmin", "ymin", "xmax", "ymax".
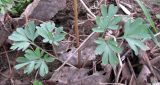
[{"xmin": 49, "ymin": 67, "xmax": 107, "ymax": 85}]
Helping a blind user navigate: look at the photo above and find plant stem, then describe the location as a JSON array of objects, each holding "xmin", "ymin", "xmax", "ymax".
[
  {"xmin": 52, "ymin": 44, "xmax": 58, "ymax": 57},
  {"xmin": 73, "ymin": 0, "xmax": 81, "ymax": 67},
  {"xmin": 55, "ymin": 0, "xmax": 97, "ymax": 71}
]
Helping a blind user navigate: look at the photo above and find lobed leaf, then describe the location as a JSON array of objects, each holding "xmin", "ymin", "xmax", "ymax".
[
  {"xmin": 95, "ymin": 38, "xmax": 122, "ymax": 69},
  {"xmin": 37, "ymin": 22, "xmax": 66, "ymax": 45},
  {"xmin": 123, "ymin": 18, "xmax": 151, "ymax": 55},
  {"xmin": 14, "ymin": 48, "xmax": 54, "ymax": 77},
  {"xmin": 9, "ymin": 21, "xmax": 38, "ymax": 51},
  {"xmin": 93, "ymin": 4, "xmax": 121, "ymax": 32}
]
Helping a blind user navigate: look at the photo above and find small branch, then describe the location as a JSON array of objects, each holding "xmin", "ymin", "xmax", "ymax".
[
  {"xmin": 55, "ymin": 32, "xmax": 95, "ymax": 71},
  {"xmin": 116, "ymin": 51, "xmax": 123, "ymax": 83},
  {"xmin": 3, "ymin": 46, "xmax": 12, "ymax": 78},
  {"xmin": 79, "ymin": 0, "xmax": 96, "ymax": 18},
  {"xmin": 154, "ymin": 32, "xmax": 160, "ymax": 37}
]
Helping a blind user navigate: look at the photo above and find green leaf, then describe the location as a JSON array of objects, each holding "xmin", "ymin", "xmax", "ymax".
[
  {"xmin": 110, "ymin": 16, "xmax": 121, "ymax": 25},
  {"xmin": 35, "ymin": 60, "xmax": 42, "ymax": 70},
  {"xmin": 101, "ymin": 4, "xmax": 107, "ymax": 17},
  {"xmin": 95, "ymin": 38, "xmax": 121, "ymax": 69},
  {"xmin": 24, "ymin": 61, "xmax": 35, "ymax": 74},
  {"xmin": 0, "ymin": 0, "xmax": 14, "ymax": 14},
  {"xmin": 10, "ymin": 41, "xmax": 30, "ymax": 51},
  {"xmin": 44, "ymin": 54, "xmax": 55, "ymax": 62},
  {"xmin": 92, "ymin": 4, "xmax": 121, "ymax": 32},
  {"xmin": 33, "ymin": 80, "xmax": 43, "ymax": 85},
  {"xmin": 9, "ymin": 21, "xmax": 38, "ymax": 51},
  {"xmin": 37, "ymin": 22, "xmax": 66, "ymax": 45},
  {"xmin": 14, "ymin": 62, "xmax": 29, "ymax": 70},
  {"xmin": 24, "ymin": 49, "xmax": 41, "ymax": 60},
  {"xmin": 108, "ymin": 25, "xmax": 119, "ymax": 30},
  {"xmin": 15, "ymin": 47, "xmax": 54, "ymax": 77},
  {"xmin": 107, "ymin": 4, "xmax": 118, "ymax": 18},
  {"xmin": 39, "ymin": 61, "xmax": 48, "ymax": 77},
  {"xmin": 16, "ymin": 57, "xmax": 29, "ymax": 63},
  {"xmin": 24, "ymin": 21, "xmax": 38, "ymax": 41},
  {"xmin": 123, "ymin": 18, "xmax": 151, "ymax": 55},
  {"xmin": 109, "ymin": 52, "xmax": 119, "ymax": 69}
]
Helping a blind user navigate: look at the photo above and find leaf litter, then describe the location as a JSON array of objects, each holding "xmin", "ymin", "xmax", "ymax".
[{"xmin": 1, "ymin": 0, "xmax": 160, "ymax": 85}]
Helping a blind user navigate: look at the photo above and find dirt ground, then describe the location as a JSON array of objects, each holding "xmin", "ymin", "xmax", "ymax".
[{"xmin": 0, "ymin": 0, "xmax": 160, "ymax": 85}]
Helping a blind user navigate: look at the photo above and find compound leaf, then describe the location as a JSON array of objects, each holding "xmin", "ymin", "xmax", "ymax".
[
  {"xmin": 107, "ymin": 4, "xmax": 118, "ymax": 18},
  {"xmin": 14, "ymin": 62, "xmax": 29, "ymax": 70},
  {"xmin": 101, "ymin": 4, "xmax": 107, "ymax": 17},
  {"xmin": 39, "ymin": 61, "xmax": 48, "ymax": 77},
  {"xmin": 14, "ymin": 47, "xmax": 54, "ymax": 77},
  {"xmin": 37, "ymin": 22, "xmax": 66, "ymax": 45},
  {"xmin": 123, "ymin": 18, "xmax": 151, "ymax": 55},
  {"xmin": 93, "ymin": 4, "xmax": 121, "ymax": 32},
  {"xmin": 95, "ymin": 38, "xmax": 122, "ymax": 69},
  {"xmin": 9, "ymin": 21, "xmax": 37, "ymax": 51},
  {"xmin": 24, "ymin": 61, "xmax": 35, "ymax": 74}
]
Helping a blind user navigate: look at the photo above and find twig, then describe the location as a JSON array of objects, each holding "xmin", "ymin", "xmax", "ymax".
[
  {"xmin": 99, "ymin": 82, "xmax": 125, "ymax": 85},
  {"xmin": 141, "ymin": 52, "xmax": 158, "ymax": 80},
  {"xmin": 129, "ymin": 74, "xmax": 134, "ymax": 85},
  {"xmin": 0, "ymin": 50, "xmax": 13, "ymax": 55},
  {"xmin": 3, "ymin": 46, "xmax": 12, "ymax": 78},
  {"xmin": 3, "ymin": 46, "xmax": 15, "ymax": 85},
  {"xmin": 121, "ymin": 49, "xmax": 131, "ymax": 61},
  {"xmin": 55, "ymin": 32, "xmax": 95, "ymax": 71},
  {"xmin": 79, "ymin": 0, "xmax": 96, "ymax": 18},
  {"xmin": 0, "ymin": 72, "xmax": 8, "ymax": 78},
  {"xmin": 115, "ymin": 54, "xmax": 123, "ymax": 82},
  {"xmin": 154, "ymin": 32, "xmax": 160, "ymax": 37},
  {"xmin": 127, "ymin": 58, "xmax": 136, "ymax": 78}
]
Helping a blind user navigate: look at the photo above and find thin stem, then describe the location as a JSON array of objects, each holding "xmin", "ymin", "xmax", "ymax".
[
  {"xmin": 52, "ymin": 44, "xmax": 58, "ymax": 57},
  {"xmin": 3, "ymin": 46, "xmax": 12, "ymax": 78},
  {"xmin": 55, "ymin": 32, "xmax": 95, "ymax": 71},
  {"xmin": 73, "ymin": 0, "xmax": 81, "ymax": 67},
  {"xmin": 55, "ymin": 0, "xmax": 97, "ymax": 71}
]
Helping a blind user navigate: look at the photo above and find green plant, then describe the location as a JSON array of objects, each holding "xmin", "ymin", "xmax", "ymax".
[
  {"xmin": 135, "ymin": 0, "xmax": 157, "ymax": 33},
  {"xmin": 15, "ymin": 48, "xmax": 54, "ymax": 76},
  {"xmin": 0, "ymin": 0, "xmax": 15, "ymax": 14},
  {"xmin": 36, "ymin": 22, "xmax": 65, "ymax": 45},
  {"xmin": 33, "ymin": 80, "xmax": 43, "ymax": 85},
  {"xmin": 123, "ymin": 18, "xmax": 151, "ymax": 55},
  {"xmin": 92, "ymin": 4, "xmax": 121, "ymax": 32},
  {"xmin": 135, "ymin": 0, "xmax": 160, "ymax": 48},
  {"xmin": 11, "ymin": 0, "xmax": 32, "ymax": 16},
  {"xmin": 93, "ymin": 4, "xmax": 151, "ymax": 69},
  {"xmin": 95, "ymin": 38, "xmax": 122, "ymax": 69},
  {"xmin": 9, "ymin": 21, "xmax": 66, "ymax": 77}
]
